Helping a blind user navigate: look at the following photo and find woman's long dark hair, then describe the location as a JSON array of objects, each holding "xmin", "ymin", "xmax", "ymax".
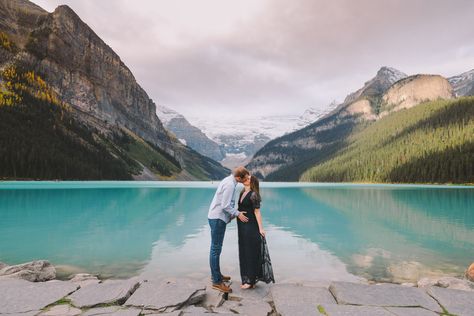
[{"xmin": 250, "ymin": 175, "xmax": 260, "ymax": 197}]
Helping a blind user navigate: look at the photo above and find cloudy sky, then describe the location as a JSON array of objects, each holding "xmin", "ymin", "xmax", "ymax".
[{"xmin": 34, "ymin": 0, "xmax": 474, "ymax": 120}]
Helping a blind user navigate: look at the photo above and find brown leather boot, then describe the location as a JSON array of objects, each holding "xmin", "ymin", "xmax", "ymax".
[
  {"xmin": 221, "ymin": 275, "xmax": 231, "ymax": 282},
  {"xmin": 212, "ymin": 282, "xmax": 232, "ymax": 293}
]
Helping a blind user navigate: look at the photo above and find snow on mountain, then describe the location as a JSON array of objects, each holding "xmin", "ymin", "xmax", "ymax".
[
  {"xmin": 448, "ymin": 69, "xmax": 474, "ymax": 97},
  {"xmin": 156, "ymin": 104, "xmax": 183, "ymax": 125},
  {"xmin": 294, "ymin": 101, "xmax": 338, "ymax": 130},
  {"xmin": 188, "ymin": 104, "xmax": 335, "ymax": 168}
]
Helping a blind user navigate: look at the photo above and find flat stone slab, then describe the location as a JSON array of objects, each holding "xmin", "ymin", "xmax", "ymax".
[
  {"xmin": 427, "ymin": 286, "xmax": 474, "ymax": 316},
  {"xmin": 0, "ymin": 279, "xmax": 78, "ymax": 314},
  {"xmin": 329, "ymin": 281, "xmax": 442, "ymax": 313},
  {"xmin": 226, "ymin": 298, "xmax": 272, "ymax": 316},
  {"xmin": 68, "ymin": 278, "xmax": 140, "ymax": 308},
  {"xmin": 271, "ymin": 284, "xmax": 336, "ymax": 316},
  {"xmin": 125, "ymin": 278, "xmax": 206, "ymax": 312},
  {"xmin": 229, "ymin": 282, "xmax": 272, "ymax": 302},
  {"xmin": 319, "ymin": 304, "xmax": 393, "ymax": 315},
  {"xmin": 38, "ymin": 304, "xmax": 82, "ymax": 315},
  {"xmin": 386, "ymin": 307, "xmax": 439, "ymax": 316},
  {"xmin": 82, "ymin": 306, "xmax": 142, "ymax": 316}
]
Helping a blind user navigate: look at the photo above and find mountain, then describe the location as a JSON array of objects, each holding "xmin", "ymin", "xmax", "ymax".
[
  {"xmin": 156, "ymin": 104, "xmax": 225, "ymax": 161},
  {"xmin": 449, "ymin": 69, "xmax": 474, "ymax": 97},
  {"xmin": 190, "ymin": 107, "xmax": 335, "ymax": 169},
  {"xmin": 293, "ymin": 102, "xmax": 338, "ymax": 130},
  {"xmin": 0, "ymin": 0, "xmax": 228, "ymax": 180},
  {"xmin": 301, "ymin": 97, "xmax": 474, "ymax": 183},
  {"xmin": 247, "ymin": 67, "xmax": 455, "ymax": 181}
]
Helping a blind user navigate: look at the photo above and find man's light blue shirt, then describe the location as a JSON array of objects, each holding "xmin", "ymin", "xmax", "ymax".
[{"xmin": 208, "ymin": 174, "xmax": 240, "ymax": 223}]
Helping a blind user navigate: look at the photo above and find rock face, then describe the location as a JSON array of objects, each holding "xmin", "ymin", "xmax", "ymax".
[
  {"xmin": 157, "ymin": 104, "xmax": 225, "ymax": 161},
  {"xmin": 380, "ymin": 74, "xmax": 454, "ymax": 116},
  {"xmin": 344, "ymin": 66, "xmax": 407, "ymax": 106},
  {"xmin": 449, "ymin": 69, "xmax": 474, "ymax": 97},
  {"xmin": 0, "ymin": 0, "xmax": 228, "ymax": 180},
  {"xmin": 21, "ymin": 5, "xmax": 172, "ymax": 152},
  {"xmin": 0, "ymin": 260, "xmax": 56, "ymax": 282}
]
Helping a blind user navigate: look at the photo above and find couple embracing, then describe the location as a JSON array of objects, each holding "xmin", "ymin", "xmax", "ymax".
[{"xmin": 208, "ymin": 166, "xmax": 275, "ymax": 293}]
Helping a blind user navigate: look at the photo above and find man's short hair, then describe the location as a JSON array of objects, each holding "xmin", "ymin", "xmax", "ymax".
[{"xmin": 233, "ymin": 166, "xmax": 250, "ymax": 179}]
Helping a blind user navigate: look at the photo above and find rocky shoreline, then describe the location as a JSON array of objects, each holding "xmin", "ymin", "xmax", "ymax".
[{"xmin": 1, "ymin": 261, "xmax": 473, "ymax": 316}]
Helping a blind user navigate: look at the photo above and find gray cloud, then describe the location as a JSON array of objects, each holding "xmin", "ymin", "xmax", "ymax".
[{"xmin": 33, "ymin": 0, "xmax": 474, "ymax": 119}]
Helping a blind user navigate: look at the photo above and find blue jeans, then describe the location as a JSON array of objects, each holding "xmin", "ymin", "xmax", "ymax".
[{"xmin": 209, "ymin": 218, "xmax": 227, "ymax": 284}]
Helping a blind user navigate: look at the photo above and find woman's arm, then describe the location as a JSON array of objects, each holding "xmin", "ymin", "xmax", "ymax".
[{"xmin": 254, "ymin": 208, "xmax": 265, "ymax": 237}]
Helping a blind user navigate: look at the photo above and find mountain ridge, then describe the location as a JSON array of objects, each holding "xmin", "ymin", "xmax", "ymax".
[
  {"xmin": 246, "ymin": 67, "xmax": 457, "ymax": 181},
  {"xmin": 0, "ymin": 0, "xmax": 228, "ymax": 180}
]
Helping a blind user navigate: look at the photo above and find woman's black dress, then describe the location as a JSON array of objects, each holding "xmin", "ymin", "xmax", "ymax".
[{"xmin": 237, "ymin": 190, "xmax": 275, "ymax": 285}]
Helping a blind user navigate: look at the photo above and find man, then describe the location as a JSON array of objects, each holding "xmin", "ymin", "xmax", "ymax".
[{"xmin": 208, "ymin": 166, "xmax": 249, "ymax": 293}]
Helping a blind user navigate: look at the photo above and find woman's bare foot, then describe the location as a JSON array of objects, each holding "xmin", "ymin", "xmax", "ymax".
[{"xmin": 240, "ymin": 283, "xmax": 254, "ymax": 289}]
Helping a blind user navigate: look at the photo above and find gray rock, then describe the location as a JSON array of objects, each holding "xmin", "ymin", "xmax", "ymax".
[
  {"xmin": 181, "ymin": 305, "xmax": 211, "ymax": 315},
  {"xmin": 386, "ymin": 307, "xmax": 439, "ymax": 316},
  {"xmin": 68, "ymin": 278, "xmax": 140, "ymax": 308},
  {"xmin": 329, "ymin": 281, "xmax": 442, "ymax": 313},
  {"xmin": 82, "ymin": 306, "xmax": 143, "ymax": 316},
  {"xmin": 2, "ymin": 311, "xmax": 40, "ymax": 316},
  {"xmin": 225, "ymin": 298, "xmax": 272, "ymax": 316},
  {"xmin": 0, "ymin": 262, "xmax": 7, "ymax": 269},
  {"xmin": 229, "ymin": 282, "xmax": 272, "ymax": 302},
  {"xmin": 427, "ymin": 286, "xmax": 474, "ymax": 316},
  {"xmin": 69, "ymin": 273, "xmax": 101, "ymax": 288},
  {"xmin": 0, "ymin": 278, "xmax": 78, "ymax": 314},
  {"xmin": 318, "ymin": 304, "xmax": 393, "ymax": 315},
  {"xmin": 271, "ymin": 284, "xmax": 336, "ymax": 316},
  {"xmin": 0, "ymin": 260, "xmax": 56, "ymax": 282},
  {"xmin": 125, "ymin": 279, "xmax": 206, "ymax": 312},
  {"xmin": 142, "ymin": 310, "xmax": 182, "ymax": 315},
  {"xmin": 201, "ymin": 287, "xmax": 224, "ymax": 310},
  {"xmin": 38, "ymin": 304, "xmax": 82, "ymax": 315},
  {"xmin": 418, "ymin": 276, "xmax": 474, "ymax": 291}
]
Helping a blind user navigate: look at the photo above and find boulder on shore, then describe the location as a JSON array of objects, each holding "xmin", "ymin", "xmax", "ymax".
[
  {"xmin": 467, "ymin": 263, "xmax": 474, "ymax": 282},
  {"xmin": 0, "ymin": 260, "xmax": 56, "ymax": 282}
]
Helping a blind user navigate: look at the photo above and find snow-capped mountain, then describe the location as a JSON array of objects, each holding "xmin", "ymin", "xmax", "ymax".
[
  {"xmin": 343, "ymin": 66, "xmax": 407, "ymax": 105},
  {"xmin": 156, "ymin": 104, "xmax": 225, "ymax": 162},
  {"xmin": 294, "ymin": 101, "xmax": 338, "ymax": 130},
  {"xmin": 189, "ymin": 105, "xmax": 335, "ymax": 168},
  {"xmin": 448, "ymin": 69, "xmax": 474, "ymax": 97}
]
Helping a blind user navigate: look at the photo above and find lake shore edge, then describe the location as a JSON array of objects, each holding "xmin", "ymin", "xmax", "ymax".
[{"xmin": 1, "ymin": 260, "xmax": 474, "ymax": 316}]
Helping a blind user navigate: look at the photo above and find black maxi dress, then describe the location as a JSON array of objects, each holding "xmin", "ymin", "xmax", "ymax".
[{"xmin": 237, "ymin": 190, "xmax": 275, "ymax": 285}]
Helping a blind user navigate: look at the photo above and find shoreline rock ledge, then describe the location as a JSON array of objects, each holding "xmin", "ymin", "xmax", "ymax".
[{"xmin": 0, "ymin": 260, "xmax": 56, "ymax": 282}]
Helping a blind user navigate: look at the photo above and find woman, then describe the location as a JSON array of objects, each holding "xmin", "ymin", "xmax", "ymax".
[{"xmin": 237, "ymin": 175, "xmax": 275, "ymax": 289}]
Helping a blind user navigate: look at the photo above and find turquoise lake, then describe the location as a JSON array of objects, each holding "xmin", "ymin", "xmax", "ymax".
[{"xmin": 0, "ymin": 182, "xmax": 473, "ymax": 284}]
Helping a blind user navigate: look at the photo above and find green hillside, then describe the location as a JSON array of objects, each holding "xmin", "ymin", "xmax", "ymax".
[{"xmin": 300, "ymin": 97, "xmax": 474, "ymax": 184}]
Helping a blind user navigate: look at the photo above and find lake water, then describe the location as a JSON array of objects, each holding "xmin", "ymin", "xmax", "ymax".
[{"xmin": 0, "ymin": 182, "xmax": 473, "ymax": 284}]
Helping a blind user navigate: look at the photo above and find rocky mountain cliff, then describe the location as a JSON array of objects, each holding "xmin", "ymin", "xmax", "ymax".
[
  {"xmin": 247, "ymin": 67, "xmax": 455, "ymax": 181},
  {"xmin": 0, "ymin": 0, "xmax": 228, "ymax": 180},
  {"xmin": 449, "ymin": 69, "xmax": 474, "ymax": 97},
  {"xmin": 156, "ymin": 104, "xmax": 225, "ymax": 161},
  {"xmin": 380, "ymin": 75, "xmax": 453, "ymax": 117}
]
